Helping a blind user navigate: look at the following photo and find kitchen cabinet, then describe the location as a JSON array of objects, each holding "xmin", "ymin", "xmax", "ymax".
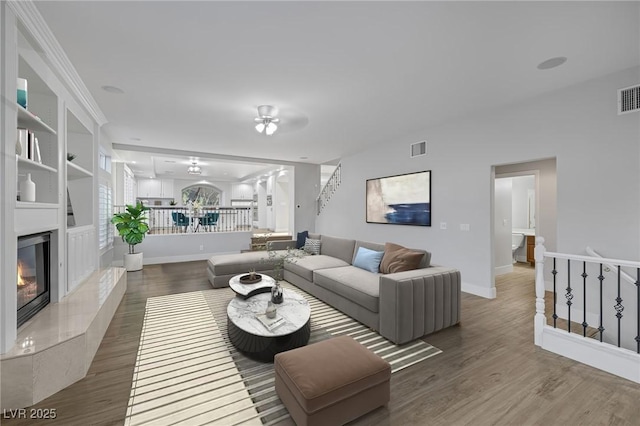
[
  {"xmin": 231, "ymin": 183, "xmax": 253, "ymax": 200},
  {"xmin": 137, "ymin": 178, "xmax": 173, "ymax": 198}
]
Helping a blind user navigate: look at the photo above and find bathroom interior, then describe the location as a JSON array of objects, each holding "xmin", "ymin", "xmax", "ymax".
[{"xmin": 494, "ymin": 174, "xmax": 536, "ymax": 275}]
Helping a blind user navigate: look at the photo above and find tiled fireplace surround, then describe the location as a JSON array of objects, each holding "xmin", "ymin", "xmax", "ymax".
[{"xmin": 0, "ymin": 235, "xmax": 126, "ymax": 409}]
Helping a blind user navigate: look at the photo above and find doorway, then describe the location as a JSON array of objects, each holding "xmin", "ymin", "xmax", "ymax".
[
  {"xmin": 491, "ymin": 158, "xmax": 557, "ymax": 293},
  {"xmin": 494, "ymin": 174, "xmax": 536, "ymax": 276}
]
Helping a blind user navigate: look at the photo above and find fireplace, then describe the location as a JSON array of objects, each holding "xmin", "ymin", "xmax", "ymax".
[{"xmin": 17, "ymin": 232, "xmax": 51, "ymax": 328}]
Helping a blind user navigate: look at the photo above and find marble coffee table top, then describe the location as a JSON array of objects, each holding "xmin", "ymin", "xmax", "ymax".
[
  {"xmin": 229, "ymin": 274, "xmax": 275, "ymax": 298},
  {"xmin": 227, "ymin": 288, "xmax": 310, "ymax": 338}
]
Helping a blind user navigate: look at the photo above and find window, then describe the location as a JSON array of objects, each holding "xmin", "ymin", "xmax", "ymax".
[
  {"xmin": 98, "ymin": 181, "xmax": 113, "ymax": 250},
  {"xmin": 181, "ymin": 185, "xmax": 221, "ymax": 206},
  {"xmin": 99, "ymin": 151, "xmax": 112, "ymax": 173}
]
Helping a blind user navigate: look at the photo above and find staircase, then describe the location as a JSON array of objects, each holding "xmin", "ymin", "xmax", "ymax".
[{"xmin": 317, "ymin": 163, "xmax": 342, "ymax": 214}]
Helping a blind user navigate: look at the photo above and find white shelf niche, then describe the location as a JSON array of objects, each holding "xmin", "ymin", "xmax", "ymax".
[
  {"xmin": 17, "ymin": 104, "xmax": 57, "ymax": 135},
  {"xmin": 17, "ymin": 156, "xmax": 57, "ymax": 174},
  {"xmin": 67, "ymin": 161, "xmax": 92, "ymax": 180}
]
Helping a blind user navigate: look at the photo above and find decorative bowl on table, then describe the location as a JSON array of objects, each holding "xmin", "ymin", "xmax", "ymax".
[{"xmin": 239, "ymin": 274, "xmax": 262, "ymax": 284}]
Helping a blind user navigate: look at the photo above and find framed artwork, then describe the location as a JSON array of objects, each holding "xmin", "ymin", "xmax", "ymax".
[{"xmin": 366, "ymin": 170, "xmax": 431, "ymax": 226}]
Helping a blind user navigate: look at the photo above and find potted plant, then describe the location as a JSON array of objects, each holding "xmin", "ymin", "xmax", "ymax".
[
  {"xmin": 262, "ymin": 246, "xmax": 305, "ymax": 303},
  {"xmin": 111, "ymin": 202, "xmax": 150, "ymax": 271}
]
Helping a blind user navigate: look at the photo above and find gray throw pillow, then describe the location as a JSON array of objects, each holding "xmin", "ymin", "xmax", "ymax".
[{"xmin": 304, "ymin": 238, "xmax": 321, "ymax": 255}]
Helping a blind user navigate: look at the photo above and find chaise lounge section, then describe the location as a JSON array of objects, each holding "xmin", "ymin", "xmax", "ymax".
[{"xmin": 207, "ymin": 233, "xmax": 461, "ymax": 344}]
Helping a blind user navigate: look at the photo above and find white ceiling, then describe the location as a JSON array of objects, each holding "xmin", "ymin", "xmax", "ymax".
[
  {"xmin": 113, "ymin": 149, "xmax": 284, "ymax": 182},
  {"xmin": 34, "ymin": 1, "xmax": 639, "ymax": 167}
]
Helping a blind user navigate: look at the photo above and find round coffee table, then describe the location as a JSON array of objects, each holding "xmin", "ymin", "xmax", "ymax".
[{"xmin": 227, "ymin": 287, "xmax": 311, "ymax": 362}]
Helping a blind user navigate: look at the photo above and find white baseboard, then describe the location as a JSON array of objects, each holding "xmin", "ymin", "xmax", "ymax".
[
  {"xmin": 462, "ymin": 281, "xmax": 496, "ymax": 299},
  {"xmin": 541, "ymin": 326, "xmax": 639, "ymax": 383},
  {"xmin": 495, "ymin": 264, "xmax": 514, "ymax": 276}
]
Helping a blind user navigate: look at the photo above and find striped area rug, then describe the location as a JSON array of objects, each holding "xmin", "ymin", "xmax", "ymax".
[{"xmin": 125, "ymin": 283, "xmax": 442, "ymax": 426}]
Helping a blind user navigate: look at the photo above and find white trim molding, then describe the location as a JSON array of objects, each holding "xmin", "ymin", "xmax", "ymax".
[
  {"xmin": 7, "ymin": 0, "xmax": 108, "ymax": 126},
  {"xmin": 541, "ymin": 326, "xmax": 640, "ymax": 384}
]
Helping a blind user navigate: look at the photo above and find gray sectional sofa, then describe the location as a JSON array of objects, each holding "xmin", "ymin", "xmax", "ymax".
[{"xmin": 207, "ymin": 233, "xmax": 461, "ymax": 345}]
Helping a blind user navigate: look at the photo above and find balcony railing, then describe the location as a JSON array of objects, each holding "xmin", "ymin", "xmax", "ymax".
[
  {"xmin": 114, "ymin": 205, "xmax": 252, "ymax": 234},
  {"xmin": 534, "ymin": 237, "xmax": 640, "ymax": 383}
]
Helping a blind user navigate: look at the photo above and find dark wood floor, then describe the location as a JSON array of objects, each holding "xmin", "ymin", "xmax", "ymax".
[{"xmin": 5, "ymin": 263, "xmax": 640, "ymax": 425}]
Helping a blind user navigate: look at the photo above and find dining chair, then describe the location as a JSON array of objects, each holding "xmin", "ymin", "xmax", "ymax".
[
  {"xmin": 171, "ymin": 211, "xmax": 189, "ymax": 233},
  {"xmin": 199, "ymin": 212, "xmax": 219, "ymax": 232}
]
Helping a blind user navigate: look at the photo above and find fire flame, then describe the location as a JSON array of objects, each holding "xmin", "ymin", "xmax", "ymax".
[{"xmin": 17, "ymin": 261, "xmax": 25, "ymax": 287}]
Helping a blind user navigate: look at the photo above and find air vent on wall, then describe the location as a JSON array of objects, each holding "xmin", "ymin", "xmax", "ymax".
[
  {"xmin": 410, "ymin": 141, "xmax": 427, "ymax": 158},
  {"xmin": 618, "ymin": 84, "xmax": 640, "ymax": 115}
]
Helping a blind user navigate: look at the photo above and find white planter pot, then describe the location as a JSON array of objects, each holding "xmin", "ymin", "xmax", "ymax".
[{"xmin": 124, "ymin": 252, "xmax": 143, "ymax": 271}]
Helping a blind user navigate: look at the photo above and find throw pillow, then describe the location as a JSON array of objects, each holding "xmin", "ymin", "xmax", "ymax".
[
  {"xmin": 353, "ymin": 247, "xmax": 385, "ymax": 273},
  {"xmin": 296, "ymin": 230, "xmax": 309, "ymax": 249},
  {"xmin": 304, "ymin": 238, "xmax": 321, "ymax": 255},
  {"xmin": 379, "ymin": 242, "xmax": 424, "ymax": 274}
]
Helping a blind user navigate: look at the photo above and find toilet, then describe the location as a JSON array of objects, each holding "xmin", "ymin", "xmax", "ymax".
[{"xmin": 511, "ymin": 233, "xmax": 525, "ymax": 263}]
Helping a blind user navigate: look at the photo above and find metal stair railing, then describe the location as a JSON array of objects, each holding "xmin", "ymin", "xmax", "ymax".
[{"xmin": 316, "ymin": 163, "xmax": 341, "ymax": 215}]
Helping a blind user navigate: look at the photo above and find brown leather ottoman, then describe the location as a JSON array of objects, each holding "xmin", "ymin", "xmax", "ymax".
[{"xmin": 274, "ymin": 335, "xmax": 391, "ymax": 426}]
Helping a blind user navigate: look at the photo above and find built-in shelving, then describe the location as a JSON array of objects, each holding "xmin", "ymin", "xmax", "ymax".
[
  {"xmin": 67, "ymin": 161, "xmax": 92, "ymax": 180},
  {"xmin": 15, "ymin": 201, "xmax": 60, "ymax": 209},
  {"xmin": 2, "ymin": 3, "xmax": 106, "ymax": 399},
  {"xmin": 17, "ymin": 104, "xmax": 56, "ymax": 135},
  {"xmin": 17, "ymin": 156, "xmax": 57, "ymax": 173}
]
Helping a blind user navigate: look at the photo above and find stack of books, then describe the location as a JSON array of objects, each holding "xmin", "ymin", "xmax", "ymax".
[
  {"xmin": 17, "ymin": 128, "xmax": 41, "ymax": 163},
  {"xmin": 255, "ymin": 313, "xmax": 285, "ymax": 331}
]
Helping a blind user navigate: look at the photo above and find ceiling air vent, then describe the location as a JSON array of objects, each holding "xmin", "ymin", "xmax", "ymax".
[
  {"xmin": 410, "ymin": 141, "xmax": 426, "ymax": 158},
  {"xmin": 618, "ymin": 84, "xmax": 640, "ymax": 115}
]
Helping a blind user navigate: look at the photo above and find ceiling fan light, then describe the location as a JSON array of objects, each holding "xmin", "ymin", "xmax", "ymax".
[
  {"xmin": 255, "ymin": 122, "xmax": 266, "ymax": 133},
  {"xmin": 265, "ymin": 122, "xmax": 277, "ymax": 136}
]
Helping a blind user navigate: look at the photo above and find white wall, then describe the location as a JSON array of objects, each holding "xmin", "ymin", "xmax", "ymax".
[
  {"xmin": 256, "ymin": 180, "xmax": 267, "ymax": 228},
  {"xmin": 275, "ymin": 173, "xmax": 289, "ymax": 233},
  {"xmin": 113, "ymin": 231, "xmax": 252, "ymax": 264},
  {"xmin": 266, "ymin": 175, "xmax": 275, "ymax": 230},
  {"xmin": 317, "ymin": 67, "xmax": 640, "ymax": 299},
  {"xmin": 494, "ymin": 178, "xmax": 513, "ymax": 275},
  {"xmin": 293, "ymin": 163, "xmax": 320, "ymax": 234}
]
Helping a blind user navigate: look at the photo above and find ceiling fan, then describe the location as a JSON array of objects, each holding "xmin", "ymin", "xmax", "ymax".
[{"xmin": 254, "ymin": 105, "xmax": 280, "ymax": 136}]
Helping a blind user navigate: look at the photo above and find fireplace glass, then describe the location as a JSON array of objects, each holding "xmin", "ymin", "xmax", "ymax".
[{"xmin": 17, "ymin": 232, "xmax": 50, "ymax": 327}]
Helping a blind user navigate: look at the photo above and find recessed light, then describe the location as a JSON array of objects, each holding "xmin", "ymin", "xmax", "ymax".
[
  {"xmin": 101, "ymin": 85, "xmax": 125, "ymax": 94},
  {"xmin": 299, "ymin": 156, "xmax": 308, "ymax": 160},
  {"xmin": 131, "ymin": 161, "xmax": 136, "ymax": 164},
  {"xmin": 130, "ymin": 137, "xmax": 141, "ymax": 141},
  {"xmin": 537, "ymin": 57, "xmax": 567, "ymax": 70}
]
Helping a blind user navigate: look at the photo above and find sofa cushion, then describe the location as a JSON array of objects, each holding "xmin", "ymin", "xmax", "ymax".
[
  {"xmin": 320, "ymin": 235, "xmax": 356, "ymax": 264},
  {"xmin": 285, "ymin": 255, "xmax": 350, "ymax": 282},
  {"xmin": 379, "ymin": 243, "xmax": 425, "ymax": 274},
  {"xmin": 353, "ymin": 247, "xmax": 384, "ymax": 273},
  {"xmin": 314, "ymin": 266, "xmax": 380, "ymax": 313},
  {"xmin": 208, "ymin": 251, "xmax": 272, "ymax": 276},
  {"xmin": 296, "ymin": 231, "xmax": 309, "ymax": 249}
]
